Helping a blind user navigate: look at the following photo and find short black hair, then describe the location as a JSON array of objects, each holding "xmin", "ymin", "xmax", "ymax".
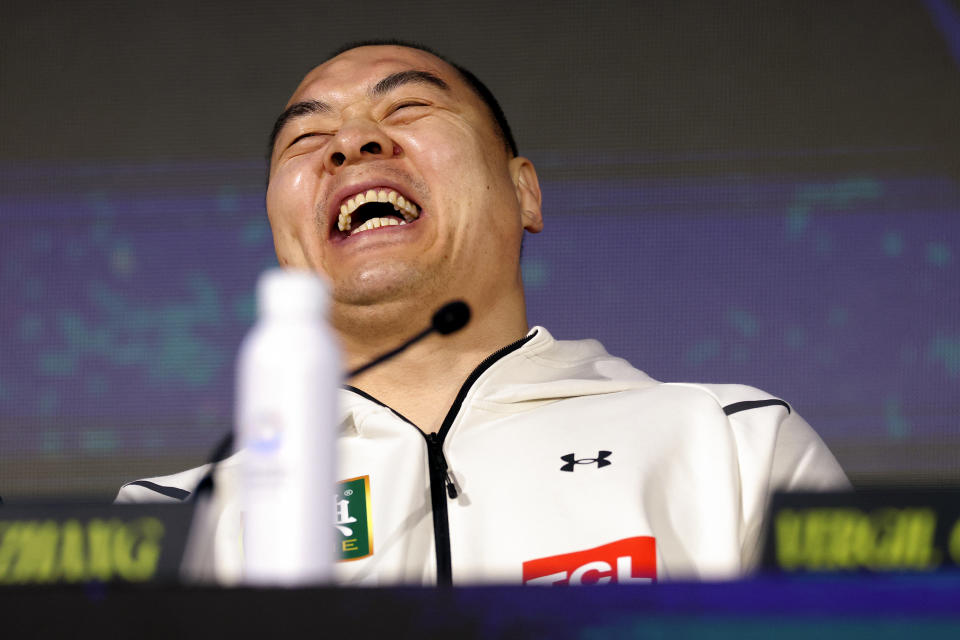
[{"xmin": 267, "ymin": 39, "xmax": 518, "ymax": 161}]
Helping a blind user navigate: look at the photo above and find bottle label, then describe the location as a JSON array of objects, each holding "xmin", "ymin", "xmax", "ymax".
[{"xmin": 335, "ymin": 476, "xmax": 373, "ymax": 561}]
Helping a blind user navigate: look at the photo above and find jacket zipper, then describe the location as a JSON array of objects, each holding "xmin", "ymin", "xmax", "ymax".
[
  {"xmin": 344, "ymin": 330, "xmax": 537, "ymax": 586},
  {"xmin": 427, "ymin": 433, "xmax": 459, "ymax": 499},
  {"xmin": 424, "ymin": 431, "xmax": 454, "ymax": 585},
  {"xmin": 423, "ymin": 331, "xmax": 536, "ymax": 585}
]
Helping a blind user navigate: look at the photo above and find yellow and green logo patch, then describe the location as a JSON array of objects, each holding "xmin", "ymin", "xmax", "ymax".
[{"xmin": 335, "ymin": 475, "xmax": 373, "ymax": 561}]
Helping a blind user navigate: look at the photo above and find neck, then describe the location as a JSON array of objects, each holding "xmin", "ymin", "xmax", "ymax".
[{"xmin": 335, "ymin": 290, "xmax": 530, "ymax": 433}]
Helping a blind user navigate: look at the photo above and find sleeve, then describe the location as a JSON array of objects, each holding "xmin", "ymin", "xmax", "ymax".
[
  {"xmin": 769, "ymin": 410, "xmax": 849, "ymax": 492},
  {"xmin": 707, "ymin": 384, "xmax": 849, "ymax": 572},
  {"xmin": 114, "ymin": 482, "xmax": 183, "ymax": 504},
  {"xmin": 113, "ymin": 465, "xmax": 209, "ymax": 504}
]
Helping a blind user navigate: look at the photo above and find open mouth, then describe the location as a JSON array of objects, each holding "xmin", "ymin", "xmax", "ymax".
[{"xmin": 335, "ymin": 188, "xmax": 421, "ymax": 238}]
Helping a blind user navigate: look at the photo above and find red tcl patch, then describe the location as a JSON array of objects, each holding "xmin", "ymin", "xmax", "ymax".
[{"xmin": 522, "ymin": 536, "xmax": 657, "ymax": 585}]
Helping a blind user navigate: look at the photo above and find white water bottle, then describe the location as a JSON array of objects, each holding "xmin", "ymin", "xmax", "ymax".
[{"xmin": 236, "ymin": 268, "xmax": 340, "ymax": 585}]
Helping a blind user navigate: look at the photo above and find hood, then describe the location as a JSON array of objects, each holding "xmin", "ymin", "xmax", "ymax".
[{"xmin": 473, "ymin": 326, "xmax": 659, "ymax": 406}]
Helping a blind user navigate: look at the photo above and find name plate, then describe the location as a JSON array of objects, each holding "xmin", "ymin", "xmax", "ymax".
[
  {"xmin": 0, "ymin": 503, "xmax": 193, "ymax": 585},
  {"xmin": 762, "ymin": 489, "xmax": 960, "ymax": 573}
]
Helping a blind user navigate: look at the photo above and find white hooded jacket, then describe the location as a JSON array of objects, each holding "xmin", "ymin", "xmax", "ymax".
[{"xmin": 116, "ymin": 327, "xmax": 849, "ymax": 585}]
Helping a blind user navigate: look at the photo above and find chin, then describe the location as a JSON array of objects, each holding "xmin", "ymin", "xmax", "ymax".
[{"xmin": 332, "ymin": 265, "xmax": 438, "ymax": 307}]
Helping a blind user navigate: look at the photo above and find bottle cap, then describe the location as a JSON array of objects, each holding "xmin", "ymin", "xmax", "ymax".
[{"xmin": 257, "ymin": 268, "xmax": 328, "ymax": 318}]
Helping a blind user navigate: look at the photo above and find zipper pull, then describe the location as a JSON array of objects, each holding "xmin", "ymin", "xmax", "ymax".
[
  {"xmin": 428, "ymin": 433, "xmax": 459, "ymax": 499},
  {"xmin": 443, "ymin": 471, "xmax": 459, "ymax": 500}
]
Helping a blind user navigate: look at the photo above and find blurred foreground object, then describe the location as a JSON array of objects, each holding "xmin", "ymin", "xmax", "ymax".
[{"xmin": 234, "ymin": 269, "xmax": 340, "ymax": 585}]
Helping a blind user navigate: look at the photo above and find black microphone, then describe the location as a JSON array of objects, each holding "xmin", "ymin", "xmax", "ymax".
[
  {"xmin": 431, "ymin": 300, "xmax": 471, "ymax": 335},
  {"xmin": 347, "ymin": 300, "xmax": 471, "ymax": 378}
]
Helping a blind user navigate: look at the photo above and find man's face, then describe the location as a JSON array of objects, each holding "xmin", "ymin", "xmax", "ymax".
[{"xmin": 266, "ymin": 45, "xmax": 541, "ymax": 314}]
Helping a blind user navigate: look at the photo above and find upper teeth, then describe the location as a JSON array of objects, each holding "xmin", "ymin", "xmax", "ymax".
[{"xmin": 338, "ymin": 188, "xmax": 420, "ymax": 234}]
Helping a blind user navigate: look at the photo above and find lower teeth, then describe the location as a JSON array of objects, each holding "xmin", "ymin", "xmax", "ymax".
[{"xmin": 350, "ymin": 217, "xmax": 408, "ymax": 235}]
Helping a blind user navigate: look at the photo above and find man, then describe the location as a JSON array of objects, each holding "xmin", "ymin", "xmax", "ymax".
[{"xmin": 118, "ymin": 41, "xmax": 848, "ymax": 585}]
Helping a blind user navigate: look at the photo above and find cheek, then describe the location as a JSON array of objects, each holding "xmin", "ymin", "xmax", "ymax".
[
  {"xmin": 267, "ymin": 167, "xmax": 317, "ymax": 228},
  {"xmin": 266, "ymin": 166, "xmax": 323, "ymax": 268},
  {"xmin": 404, "ymin": 132, "xmax": 463, "ymax": 175},
  {"xmin": 405, "ymin": 117, "xmax": 493, "ymax": 170},
  {"xmin": 409, "ymin": 131, "xmax": 505, "ymax": 210}
]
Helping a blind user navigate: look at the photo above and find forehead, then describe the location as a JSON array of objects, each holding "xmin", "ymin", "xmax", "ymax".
[{"xmin": 288, "ymin": 46, "xmax": 471, "ymax": 107}]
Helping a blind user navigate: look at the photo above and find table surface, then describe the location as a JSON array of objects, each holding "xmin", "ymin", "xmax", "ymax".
[{"xmin": 3, "ymin": 574, "xmax": 960, "ymax": 638}]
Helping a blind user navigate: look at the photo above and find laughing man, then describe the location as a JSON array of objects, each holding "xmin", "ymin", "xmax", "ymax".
[{"xmin": 118, "ymin": 41, "xmax": 848, "ymax": 584}]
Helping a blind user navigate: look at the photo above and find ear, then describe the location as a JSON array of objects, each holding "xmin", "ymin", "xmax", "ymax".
[{"xmin": 509, "ymin": 157, "xmax": 544, "ymax": 233}]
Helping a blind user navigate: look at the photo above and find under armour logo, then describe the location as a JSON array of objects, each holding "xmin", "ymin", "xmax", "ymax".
[{"xmin": 560, "ymin": 451, "xmax": 612, "ymax": 472}]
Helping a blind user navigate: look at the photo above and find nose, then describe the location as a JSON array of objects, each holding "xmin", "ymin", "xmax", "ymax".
[{"xmin": 325, "ymin": 119, "xmax": 395, "ymax": 173}]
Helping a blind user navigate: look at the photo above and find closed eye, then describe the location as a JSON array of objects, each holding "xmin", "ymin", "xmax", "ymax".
[
  {"xmin": 290, "ymin": 132, "xmax": 320, "ymax": 145},
  {"xmin": 388, "ymin": 101, "xmax": 429, "ymax": 116},
  {"xmin": 284, "ymin": 132, "xmax": 332, "ymax": 155}
]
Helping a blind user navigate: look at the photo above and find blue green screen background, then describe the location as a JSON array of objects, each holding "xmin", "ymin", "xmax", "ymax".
[{"xmin": 1, "ymin": 0, "xmax": 958, "ymax": 499}]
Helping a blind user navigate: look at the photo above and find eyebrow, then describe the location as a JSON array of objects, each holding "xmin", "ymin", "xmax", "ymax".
[
  {"xmin": 371, "ymin": 70, "xmax": 449, "ymax": 96},
  {"xmin": 269, "ymin": 99, "xmax": 331, "ymax": 152},
  {"xmin": 269, "ymin": 70, "xmax": 450, "ymax": 152}
]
